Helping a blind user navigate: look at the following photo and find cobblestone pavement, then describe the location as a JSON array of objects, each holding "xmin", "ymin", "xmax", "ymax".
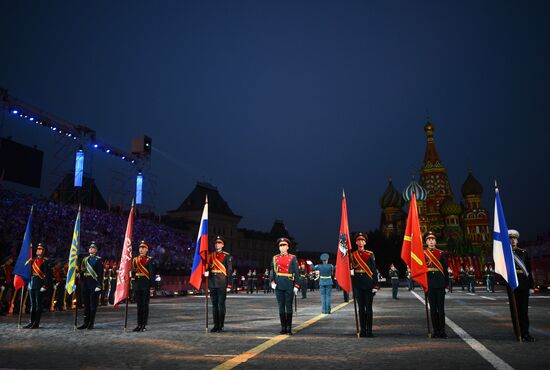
[{"xmin": 1, "ymin": 286, "xmax": 549, "ymax": 369}]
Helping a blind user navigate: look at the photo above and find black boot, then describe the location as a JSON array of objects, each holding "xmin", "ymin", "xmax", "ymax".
[
  {"xmin": 31, "ymin": 311, "xmax": 42, "ymax": 329},
  {"xmin": 87, "ymin": 314, "xmax": 95, "ymax": 330},
  {"xmin": 286, "ymin": 313, "xmax": 293, "ymax": 335},
  {"xmin": 366, "ymin": 315, "xmax": 374, "ymax": 337},
  {"xmin": 77, "ymin": 319, "xmax": 89, "ymax": 330},
  {"xmin": 24, "ymin": 311, "xmax": 35, "ymax": 329},
  {"xmin": 279, "ymin": 313, "xmax": 287, "ymax": 334},
  {"xmin": 219, "ymin": 311, "xmax": 225, "ymax": 332}
]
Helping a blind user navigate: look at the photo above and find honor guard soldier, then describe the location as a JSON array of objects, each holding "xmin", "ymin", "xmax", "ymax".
[
  {"xmin": 205, "ymin": 236, "xmax": 232, "ymax": 332},
  {"xmin": 132, "ymin": 241, "xmax": 155, "ymax": 332},
  {"xmin": 314, "ymin": 253, "xmax": 334, "ymax": 314},
  {"xmin": 108, "ymin": 261, "xmax": 118, "ymax": 305},
  {"xmin": 389, "ymin": 264, "xmax": 400, "ymax": 299},
  {"xmin": 467, "ymin": 267, "xmax": 476, "ymax": 293},
  {"xmin": 424, "ymin": 231, "xmax": 449, "ymax": 338},
  {"xmin": 447, "ymin": 267, "xmax": 454, "ymax": 293},
  {"xmin": 299, "ymin": 260, "xmax": 308, "ymax": 299},
  {"xmin": 78, "ymin": 241, "xmax": 104, "ymax": 330},
  {"xmin": 507, "ymin": 229, "xmax": 535, "ymax": 342},
  {"xmin": 270, "ymin": 238, "xmax": 300, "ymax": 335},
  {"xmin": 50, "ymin": 260, "xmax": 66, "ymax": 311},
  {"xmin": 459, "ymin": 266, "xmax": 467, "ymax": 291},
  {"xmin": 24, "ymin": 244, "xmax": 51, "ymax": 328},
  {"xmin": 350, "ymin": 233, "xmax": 379, "ymax": 337}
]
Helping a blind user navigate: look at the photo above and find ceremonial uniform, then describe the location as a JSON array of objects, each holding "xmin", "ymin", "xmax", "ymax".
[
  {"xmin": 299, "ymin": 262, "xmax": 308, "ymax": 299},
  {"xmin": 406, "ymin": 267, "xmax": 414, "ymax": 291},
  {"xmin": 314, "ymin": 253, "xmax": 334, "ymax": 314},
  {"xmin": 447, "ymin": 268, "xmax": 454, "ymax": 293},
  {"xmin": 108, "ymin": 261, "xmax": 118, "ymax": 305},
  {"xmin": 389, "ymin": 265, "xmax": 399, "ymax": 299},
  {"xmin": 78, "ymin": 242, "xmax": 104, "ymax": 330},
  {"xmin": 351, "ymin": 239, "xmax": 379, "ymax": 337},
  {"xmin": 25, "ymin": 244, "xmax": 52, "ymax": 329},
  {"xmin": 467, "ymin": 268, "xmax": 476, "ymax": 293},
  {"xmin": 51, "ymin": 262, "xmax": 66, "ymax": 311},
  {"xmin": 270, "ymin": 238, "xmax": 300, "ymax": 335},
  {"xmin": 459, "ymin": 267, "xmax": 467, "ymax": 291},
  {"xmin": 207, "ymin": 236, "xmax": 232, "ymax": 332},
  {"xmin": 132, "ymin": 241, "xmax": 155, "ymax": 332},
  {"xmin": 423, "ymin": 232, "xmax": 449, "ymax": 338},
  {"xmin": 506, "ymin": 229, "xmax": 535, "ymax": 341}
]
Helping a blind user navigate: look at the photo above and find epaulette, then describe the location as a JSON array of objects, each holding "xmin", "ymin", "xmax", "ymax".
[{"xmin": 222, "ymin": 251, "xmax": 229, "ymax": 255}]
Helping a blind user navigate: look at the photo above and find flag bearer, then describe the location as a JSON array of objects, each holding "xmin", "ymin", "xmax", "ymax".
[
  {"xmin": 78, "ymin": 241, "xmax": 103, "ymax": 330},
  {"xmin": 24, "ymin": 243, "xmax": 51, "ymax": 329},
  {"xmin": 205, "ymin": 236, "xmax": 232, "ymax": 332},
  {"xmin": 132, "ymin": 240, "xmax": 155, "ymax": 332},
  {"xmin": 350, "ymin": 233, "xmax": 379, "ymax": 337}
]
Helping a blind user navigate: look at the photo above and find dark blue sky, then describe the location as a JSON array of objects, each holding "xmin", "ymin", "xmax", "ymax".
[{"xmin": 1, "ymin": 1, "xmax": 549, "ymax": 250}]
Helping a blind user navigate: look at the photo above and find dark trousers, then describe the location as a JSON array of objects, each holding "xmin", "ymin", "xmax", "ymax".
[
  {"xmin": 507, "ymin": 286, "xmax": 530, "ymax": 337},
  {"xmin": 135, "ymin": 289, "xmax": 150, "ymax": 327},
  {"xmin": 81, "ymin": 286, "xmax": 100, "ymax": 325},
  {"xmin": 275, "ymin": 288, "xmax": 294, "ymax": 315},
  {"xmin": 29, "ymin": 289, "xmax": 43, "ymax": 314},
  {"xmin": 354, "ymin": 287, "xmax": 374, "ymax": 333},
  {"xmin": 428, "ymin": 287, "xmax": 446, "ymax": 334},
  {"xmin": 210, "ymin": 287, "xmax": 227, "ymax": 328},
  {"xmin": 391, "ymin": 279, "xmax": 399, "ymax": 299}
]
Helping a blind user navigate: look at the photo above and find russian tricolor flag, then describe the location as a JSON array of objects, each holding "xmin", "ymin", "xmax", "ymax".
[
  {"xmin": 189, "ymin": 196, "xmax": 208, "ymax": 290},
  {"xmin": 492, "ymin": 187, "xmax": 518, "ymax": 289}
]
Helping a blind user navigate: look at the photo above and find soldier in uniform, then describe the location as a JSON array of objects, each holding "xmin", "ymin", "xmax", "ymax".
[
  {"xmin": 0, "ymin": 255, "xmax": 14, "ymax": 315},
  {"xmin": 468, "ymin": 267, "xmax": 476, "ymax": 293},
  {"xmin": 51, "ymin": 259, "xmax": 66, "ymax": 311},
  {"xmin": 24, "ymin": 243, "xmax": 52, "ymax": 329},
  {"xmin": 459, "ymin": 266, "xmax": 467, "ymax": 291},
  {"xmin": 406, "ymin": 266, "xmax": 414, "ymax": 291},
  {"xmin": 299, "ymin": 260, "xmax": 308, "ymax": 299},
  {"xmin": 246, "ymin": 269, "xmax": 253, "ymax": 294},
  {"xmin": 314, "ymin": 253, "xmax": 334, "ymax": 314},
  {"xmin": 263, "ymin": 268, "xmax": 270, "ymax": 293},
  {"xmin": 232, "ymin": 269, "xmax": 238, "ymax": 294},
  {"xmin": 270, "ymin": 237, "xmax": 300, "ymax": 335},
  {"xmin": 487, "ymin": 265, "xmax": 496, "ymax": 293},
  {"xmin": 108, "ymin": 261, "xmax": 118, "ymax": 305},
  {"xmin": 204, "ymin": 236, "xmax": 232, "ymax": 332},
  {"xmin": 507, "ymin": 229, "xmax": 535, "ymax": 342},
  {"xmin": 424, "ymin": 231, "xmax": 449, "ymax": 338},
  {"xmin": 78, "ymin": 241, "xmax": 104, "ymax": 330},
  {"xmin": 388, "ymin": 264, "xmax": 399, "ymax": 299},
  {"xmin": 132, "ymin": 241, "xmax": 155, "ymax": 332},
  {"xmin": 350, "ymin": 233, "xmax": 379, "ymax": 337},
  {"xmin": 447, "ymin": 267, "xmax": 454, "ymax": 293}
]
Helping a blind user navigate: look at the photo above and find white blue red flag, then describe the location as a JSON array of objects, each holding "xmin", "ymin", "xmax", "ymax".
[
  {"xmin": 492, "ymin": 187, "xmax": 518, "ymax": 289},
  {"xmin": 189, "ymin": 196, "xmax": 208, "ymax": 290}
]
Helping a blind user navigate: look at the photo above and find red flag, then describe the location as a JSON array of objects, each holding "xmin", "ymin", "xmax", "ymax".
[
  {"xmin": 401, "ymin": 193, "xmax": 428, "ymax": 292},
  {"xmin": 335, "ymin": 190, "xmax": 352, "ymax": 293},
  {"xmin": 114, "ymin": 201, "xmax": 135, "ymax": 308}
]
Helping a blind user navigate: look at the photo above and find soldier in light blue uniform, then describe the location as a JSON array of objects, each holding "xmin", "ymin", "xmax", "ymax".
[{"xmin": 314, "ymin": 253, "xmax": 334, "ymax": 314}]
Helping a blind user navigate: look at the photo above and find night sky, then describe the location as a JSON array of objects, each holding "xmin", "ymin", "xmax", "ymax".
[{"xmin": 1, "ymin": 1, "xmax": 549, "ymax": 251}]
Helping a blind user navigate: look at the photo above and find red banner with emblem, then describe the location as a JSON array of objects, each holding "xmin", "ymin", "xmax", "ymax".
[
  {"xmin": 335, "ymin": 190, "xmax": 352, "ymax": 293},
  {"xmin": 401, "ymin": 193, "xmax": 428, "ymax": 292}
]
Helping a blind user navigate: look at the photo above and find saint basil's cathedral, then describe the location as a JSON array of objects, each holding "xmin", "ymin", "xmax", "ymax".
[{"xmin": 379, "ymin": 121, "xmax": 491, "ymax": 278}]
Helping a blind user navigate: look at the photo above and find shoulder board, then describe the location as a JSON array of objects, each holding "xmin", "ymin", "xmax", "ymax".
[
  {"xmin": 147, "ymin": 256, "xmax": 152, "ymax": 260},
  {"xmin": 289, "ymin": 253, "xmax": 295, "ymax": 257},
  {"xmin": 365, "ymin": 249, "xmax": 373, "ymax": 254},
  {"xmin": 97, "ymin": 256, "xmax": 102, "ymax": 259},
  {"xmin": 222, "ymin": 251, "xmax": 229, "ymax": 255},
  {"xmin": 43, "ymin": 257, "xmax": 49, "ymax": 261}
]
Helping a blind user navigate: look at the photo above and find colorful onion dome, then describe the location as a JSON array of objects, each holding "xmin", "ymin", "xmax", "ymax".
[
  {"xmin": 380, "ymin": 178, "xmax": 404, "ymax": 209},
  {"xmin": 402, "ymin": 177, "xmax": 428, "ymax": 202},
  {"xmin": 461, "ymin": 172, "xmax": 483, "ymax": 197},
  {"xmin": 440, "ymin": 197, "xmax": 462, "ymax": 216}
]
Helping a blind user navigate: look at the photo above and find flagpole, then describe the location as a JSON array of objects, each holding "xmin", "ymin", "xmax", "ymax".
[
  {"xmin": 423, "ymin": 290, "xmax": 431, "ymax": 337},
  {"xmin": 508, "ymin": 288, "xmax": 522, "ymax": 342},
  {"xmin": 17, "ymin": 287, "xmax": 24, "ymax": 328},
  {"xmin": 124, "ymin": 294, "xmax": 129, "ymax": 331},
  {"xmin": 205, "ymin": 248, "xmax": 209, "ymax": 333}
]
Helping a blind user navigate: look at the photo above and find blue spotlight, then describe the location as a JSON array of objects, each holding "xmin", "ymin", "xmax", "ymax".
[
  {"xmin": 11, "ymin": 110, "xmax": 18, "ymax": 114},
  {"xmin": 136, "ymin": 171, "xmax": 143, "ymax": 205},
  {"xmin": 121, "ymin": 156, "xmax": 126, "ymax": 160},
  {"xmin": 93, "ymin": 144, "xmax": 99, "ymax": 148},
  {"xmin": 105, "ymin": 149, "xmax": 110, "ymax": 153},
  {"xmin": 29, "ymin": 117, "xmax": 34, "ymax": 121},
  {"xmin": 74, "ymin": 149, "xmax": 84, "ymax": 187}
]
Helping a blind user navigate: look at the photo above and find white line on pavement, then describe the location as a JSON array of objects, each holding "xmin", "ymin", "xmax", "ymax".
[
  {"xmin": 410, "ymin": 290, "xmax": 514, "ymax": 370},
  {"xmin": 480, "ymin": 296, "xmax": 497, "ymax": 301}
]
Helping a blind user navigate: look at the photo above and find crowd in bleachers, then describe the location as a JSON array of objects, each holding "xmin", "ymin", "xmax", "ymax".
[{"xmin": 0, "ymin": 187, "xmax": 194, "ymax": 274}]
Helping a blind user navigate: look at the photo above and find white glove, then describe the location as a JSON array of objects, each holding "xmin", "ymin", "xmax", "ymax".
[
  {"xmin": 306, "ymin": 260, "xmax": 313, "ymax": 265},
  {"xmin": 293, "ymin": 287, "xmax": 299, "ymax": 295},
  {"xmin": 529, "ymin": 289, "xmax": 535, "ymax": 295},
  {"xmin": 271, "ymin": 282, "xmax": 277, "ymax": 290},
  {"xmin": 55, "ymin": 282, "xmax": 60, "ymax": 288},
  {"xmin": 226, "ymin": 287, "xmax": 231, "ymax": 292},
  {"xmin": 40, "ymin": 287, "xmax": 47, "ymax": 292},
  {"xmin": 350, "ymin": 269, "xmax": 355, "ymax": 276},
  {"xmin": 204, "ymin": 271, "xmax": 209, "ymax": 277},
  {"xmin": 445, "ymin": 288, "xmax": 449, "ymax": 293},
  {"xmin": 372, "ymin": 288, "xmax": 378, "ymax": 294},
  {"xmin": 94, "ymin": 287, "xmax": 101, "ymax": 292}
]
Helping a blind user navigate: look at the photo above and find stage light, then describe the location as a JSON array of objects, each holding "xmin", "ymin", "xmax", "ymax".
[
  {"xmin": 74, "ymin": 149, "xmax": 84, "ymax": 187},
  {"xmin": 29, "ymin": 117, "xmax": 34, "ymax": 121},
  {"xmin": 67, "ymin": 133, "xmax": 72, "ymax": 137},
  {"xmin": 51, "ymin": 127, "xmax": 56, "ymax": 130},
  {"xmin": 121, "ymin": 156, "xmax": 126, "ymax": 160},
  {"xmin": 93, "ymin": 144, "xmax": 99, "ymax": 148},
  {"xmin": 131, "ymin": 160, "xmax": 135, "ymax": 164},
  {"xmin": 11, "ymin": 110, "xmax": 18, "ymax": 114},
  {"xmin": 136, "ymin": 171, "xmax": 143, "ymax": 205},
  {"xmin": 106, "ymin": 149, "xmax": 110, "ymax": 153}
]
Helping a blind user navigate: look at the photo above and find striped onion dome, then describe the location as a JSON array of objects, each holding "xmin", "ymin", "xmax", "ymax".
[
  {"xmin": 402, "ymin": 177, "xmax": 428, "ymax": 202},
  {"xmin": 380, "ymin": 178, "xmax": 404, "ymax": 209}
]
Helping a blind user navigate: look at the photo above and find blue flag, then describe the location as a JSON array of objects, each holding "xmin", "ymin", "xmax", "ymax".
[
  {"xmin": 492, "ymin": 188, "xmax": 518, "ymax": 289},
  {"xmin": 13, "ymin": 206, "xmax": 33, "ymax": 290},
  {"xmin": 66, "ymin": 206, "xmax": 81, "ymax": 294}
]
